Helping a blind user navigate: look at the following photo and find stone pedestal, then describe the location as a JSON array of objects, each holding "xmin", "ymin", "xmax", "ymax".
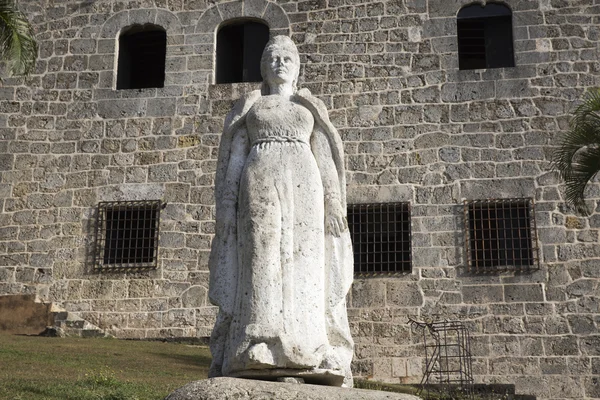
[
  {"xmin": 164, "ymin": 377, "xmax": 422, "ymax": 400},
  {"xmin": 230, "ymin": 367, "xmax": 345, "ymax": 386}
]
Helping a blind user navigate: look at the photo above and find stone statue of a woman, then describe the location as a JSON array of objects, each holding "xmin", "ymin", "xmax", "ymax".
[{"xmin": 208, "ymin": 35, "xmax": 354, "ymax": 387}]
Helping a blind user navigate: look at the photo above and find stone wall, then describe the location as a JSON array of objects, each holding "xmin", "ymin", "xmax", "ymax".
[{"xmin": 0, "ymin": 0, "xmax": 598, "ymax": 398}]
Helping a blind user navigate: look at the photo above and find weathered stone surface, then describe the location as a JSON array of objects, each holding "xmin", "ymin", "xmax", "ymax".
[
  {"xmin": 386, "ymin": 281, "xmax": 423, "ymax": 307},
  {"xmin": 165, "ymin": 378, "xmax": 422, "ymax": 400},
  {"xmin": 351, "ymin": 279, "xmax": 386, "ymax": 308},
  {"xmin": 0, "ymin": 294, "xmax": 53, "ymax": 335},
  {"xmin": 504, "ymin": 284, "xmax": 544, "ymax": 303},
  {"xmin": 462, "ymin": 285, "xmax": 504, "ymax": 304}
]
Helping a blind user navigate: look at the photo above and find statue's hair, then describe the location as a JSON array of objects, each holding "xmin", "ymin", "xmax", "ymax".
[{"xmin": 260, "ymin": 35, "xmax": 300, "ymax": 94}]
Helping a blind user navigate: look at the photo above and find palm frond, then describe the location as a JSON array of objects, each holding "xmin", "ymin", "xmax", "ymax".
[
  {"xmin": 552, "ymin": 88, "xmax": 600, "ymax": 215},
  {"xmin": 0, "ymin": 0, "xmax": 37, "ymax": 76},
  {"xmin": 571, "ymin": 88, "xmax": 600, "ymax": 128}
]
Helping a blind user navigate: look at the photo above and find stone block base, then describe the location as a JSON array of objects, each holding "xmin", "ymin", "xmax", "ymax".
[
  {"xmin": 230, "ymin": 367, "xmax": 345, "ymax": 386},
  {"xmin": 165, "ymin": 377, "xmax": 422, "ymax": 400}
]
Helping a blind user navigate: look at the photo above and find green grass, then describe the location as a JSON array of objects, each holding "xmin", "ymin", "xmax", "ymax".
[
  {"xmin": 355, "ymin": 380, "xmax": 512, "ymax": 400},
  {"xmin": 0, "ymin": 334, "xmax": 211, "ymax": 400},
  {"xmin": 0, "ymin": 334, "xmax": 510, "ymax": 400},
  {"xmin": 354, "ymin": 379, "xmax": 422, "ymax": 395}
]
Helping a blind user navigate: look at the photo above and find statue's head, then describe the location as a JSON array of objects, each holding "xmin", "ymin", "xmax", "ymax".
[{"xmin": 260, "ymin": 35, "xmax": 300, "ymax": 93}]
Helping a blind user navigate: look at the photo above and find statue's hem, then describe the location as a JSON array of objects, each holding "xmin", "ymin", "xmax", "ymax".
[{"xmin": 229, "ymin": 367, "xmax": 346, "ymax": 386}]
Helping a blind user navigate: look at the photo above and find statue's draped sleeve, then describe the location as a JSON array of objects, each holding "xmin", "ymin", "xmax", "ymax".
[
  {"xmin": 209, "ymin": 90, "xmax": 261, "ymax": 315},
  {"xmin": 296, "ymin": 89, "xmax": 355, "ymax": 356}
]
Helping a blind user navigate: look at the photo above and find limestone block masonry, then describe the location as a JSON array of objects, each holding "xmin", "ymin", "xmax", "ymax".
[
  {"xmin": 0, "ymin": 1, "xmax": 598, "ymax": 399},
  {"xmin": 165, "ymin": 377, "xmax": 422, "ymax": 400}
]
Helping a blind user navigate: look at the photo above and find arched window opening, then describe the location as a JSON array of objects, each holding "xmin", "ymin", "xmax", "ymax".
[
  {"xmin": 217, "ymin": 21, "xmax": 269, "ymax": 84},
  {"xmin": 457, "ymin": 3, "xmax": 514, "ymax": 70},
  {"xmin": 117, "ymin": 24, "xmax": 167, "ymax": 90}
]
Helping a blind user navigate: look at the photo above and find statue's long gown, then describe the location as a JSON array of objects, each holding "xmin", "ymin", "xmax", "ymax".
[
  {"xmin": 210, "ymin": 91, "xmax": 354, "ymax": 386},
  {"xmin": 225, "ymin": 95, "xmax": 332, "ymax": 371}
]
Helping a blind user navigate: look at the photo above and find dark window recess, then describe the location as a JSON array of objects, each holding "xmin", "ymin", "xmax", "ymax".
[
  {"xmin": 117, "ymin": 25, "xmax": 167, "ymax": 89},
  {"xmin": 217, "ymin": 21, "xmax": 269, "ymax": 84},
  {"xmin": 94, "ymin": 201, "xmax": 162, "ymax": 269},
  {"xmin": 457, "ymin": 3, "xmax": 515, "ymax": 70},
  {"xmin": 348, "ymin": 203, "xmax": 412, "ymax": 275},
  {"xmin": 464, "ymin": 198, "xmax": 539, "ymax": 272}
]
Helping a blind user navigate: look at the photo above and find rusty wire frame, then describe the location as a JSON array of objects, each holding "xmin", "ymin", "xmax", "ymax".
[
  {"xmin": 409, "ymin": 318, "xmax": 474, "ymax": 400},
  {"xmin": 347, "ymin": 202, "xmax": 412, "ymax": 276},
  {"xmin": 463, "ymin": 198, "xmax": 540, "ymax": 273},
  {"xmin": 94, "ymin": 200, "xmax": 162, "ymax": 270}
]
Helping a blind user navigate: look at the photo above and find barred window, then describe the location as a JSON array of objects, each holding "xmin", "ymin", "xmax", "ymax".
[
  {"xmin": 216, "ymin": 20, "xmax": 269, "ymax": 84},
  {"xmin": 348, "ymin": 203, "xmax": 412, "ymax": 275},
  {"xmin": 464, "ymin": 198, "xmax": 539, "ymax": 272},
  {"xmin": 94, "ymin": 201, "xmax": 162, "ymax": 269},
  {"xmin": 457, "ymin": 3, "xmax": 514, "ymax": 70},
  {"xmin": 117, "ymin": 24, "xmax": 167, "ymax": 89}
]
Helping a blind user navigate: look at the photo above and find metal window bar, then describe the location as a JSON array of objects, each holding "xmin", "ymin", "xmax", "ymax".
[
  {"xmin": 94, "ymin": 200, "xmax": 162, "ymax": 270},
  {"xmin": 409, "ymin": 318, "xmax": 474, "ymax": 400},
  {"xmin": 347, "ymin": 203, "xmax": 412, "ymax": 275},
  {"xmin": 464, "ymin": 198, "xmax": 539, "ymax": 273},
  {"xmin": 457, "ymin": 19, "xmax": 486, "ymax": 69}
]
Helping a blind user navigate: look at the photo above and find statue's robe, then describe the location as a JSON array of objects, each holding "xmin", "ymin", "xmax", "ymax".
[{"xmin": 208, "ymin": 89, "xmax": 354, "ymax": 386}]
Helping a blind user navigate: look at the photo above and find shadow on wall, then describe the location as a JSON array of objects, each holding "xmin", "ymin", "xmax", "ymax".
[{"xmin": 0, "ymin": 294, "xmax": 54, "ymax": 335}]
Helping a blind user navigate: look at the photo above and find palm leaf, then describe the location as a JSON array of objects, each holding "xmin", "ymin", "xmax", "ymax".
[
  {"xmin": 552, "ymin": 88, "xmax": 600, "ymax": 215},
  {"xmin": 0, "ymin": 0, "xmax": 37, "ymax": 76},
  {"xmin": 571, "ymin": 88, "xmax": 600, "ymax": 128}
]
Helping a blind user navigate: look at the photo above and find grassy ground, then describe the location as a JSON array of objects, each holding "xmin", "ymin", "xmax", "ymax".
[
  {"xmin": 0, "ymin": 333, "xmax": 211, "ymax": 400},
  {"xmin": 0, "ymin": 334, "xmax": 509, "ymax": 400}
]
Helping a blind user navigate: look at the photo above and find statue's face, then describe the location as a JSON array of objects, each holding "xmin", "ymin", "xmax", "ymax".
[{"xmin": 263, "ymin": 47, "xmax": 299, "ymax": 87}]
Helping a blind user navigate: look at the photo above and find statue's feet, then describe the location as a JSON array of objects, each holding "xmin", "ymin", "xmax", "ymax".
[
  {"xmin": 246, "ymin": 342, "xmax": 275, "ymax": 367},
  {"xmin": 208, "ymin": 363, "xmax": 223, "ymax": 378},
  {"xmin": 318, "ymin": 347, "xmax": 343, "ymax": 371}
]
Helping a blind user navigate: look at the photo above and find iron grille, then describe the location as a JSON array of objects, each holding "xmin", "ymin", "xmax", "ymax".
[
  {"xmin": 347, "ymin": 203, "xmax": 411, "ymax": 275},
  {"xmin": 409, "ymin": 318, "xmax": 474, "ymax": 400},
  {"xmin": 457, "ymin": 19, "xmax": 487, "ymax": 70},
  {"xmin": 464, "ymin": 198, "xmax": 539, "ymax": 272},
  {"xmin": 94, "ymin": 200, "xmax": 162, "ymax": 270}
]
